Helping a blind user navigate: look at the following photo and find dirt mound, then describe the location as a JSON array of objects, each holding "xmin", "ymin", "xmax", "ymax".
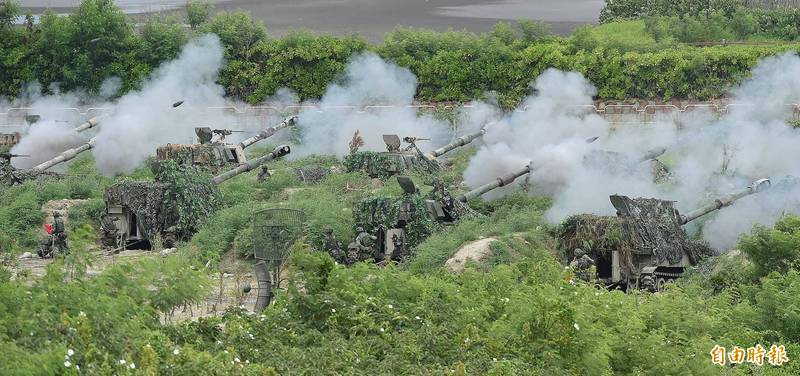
[{"xmin": 445, "ymin": 237, "xmax": 497, "ymax": 272}]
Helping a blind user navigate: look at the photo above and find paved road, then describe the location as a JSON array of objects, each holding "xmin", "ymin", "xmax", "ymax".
[{"xmin": 18, "ymin": 0, "xmax": 603, "ymax": 42}]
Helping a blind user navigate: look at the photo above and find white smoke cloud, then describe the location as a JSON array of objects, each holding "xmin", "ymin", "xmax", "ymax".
[
  {"xmin": 8, "ymin": 80, "xmax": 116, "ymax": 169},
  {"xmin": 294, "ymin": 52, "xmax": 452, "ymax": 157},
  {"xmin": 92, "ymin": 34, "xmax": 233, "ymax": 174},
  {"xmin": 462, "ymin": 53, "xmax": 800, "ymax": 250}
]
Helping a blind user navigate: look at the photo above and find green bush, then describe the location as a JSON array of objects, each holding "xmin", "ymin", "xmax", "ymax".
[{"xmin": 739, "ymin": 215, "xmax": 800, "ymax": 278}]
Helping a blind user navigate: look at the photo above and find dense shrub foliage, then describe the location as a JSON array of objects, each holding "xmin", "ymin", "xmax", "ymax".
[
  {"xmin": 3, "ymin": 219, "xmax": 800, "ymax": 374},
  {"xmin": 2, "ymin": 0, "xmax": 800, "ymax": 106},
  {"xmin": 601, "ymin": 0, "xmax": 800, "ymax": 41}
]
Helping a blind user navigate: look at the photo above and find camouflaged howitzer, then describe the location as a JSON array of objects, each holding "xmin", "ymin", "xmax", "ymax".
[
  {"xmin": 102, "ymin": 145, "xmax": 291, "ymax": 250},
  {"xmin": 156, "ymin": 117, "xmax": 294, "ymax": 174},
  {"xmin": 340, "ymin": 166, "xmax": 530, "ymax": 265},
  {"xmin": 558, "ymin": 178, "xmax": 771, "ymax": 292},
  {"xmin": 345, "ymin": 125, "xmax": 488, "ymax": 179},
  {"xmin": 0, "ymin": 152, "xmax": 61, "ymax": 185}
]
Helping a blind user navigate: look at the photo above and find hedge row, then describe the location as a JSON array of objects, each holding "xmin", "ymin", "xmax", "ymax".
[{"xmin": 1, "ymin": 0, "xmax": 799, "ymax": 107}]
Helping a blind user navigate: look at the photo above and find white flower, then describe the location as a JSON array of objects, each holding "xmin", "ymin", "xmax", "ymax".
[
  {"xmin": 224, "ymin": 350, "xmax": 229, "ymax": 354},
  {"xmin": 595, "ymin": 292, "xmax": 600, "ymax": 296},
  {"xmin": 64, "ymin": 361, "xmax": 71, "ymax": 368},
  {"xmin": 492, "ymin": 358, "xmax": 497, "ymax": 362},
  {"xmin": 331, "ymin": 308, "xmax": 336, "ymax": 313},
  {"xmin": 380, "ymin": 328, "xmax": 385, "ymax": 332},
  {"xmin": 387, "ymin": 304, "xmax": 393, "ymax": 309},
  {"xmin": 129, "ymin": 363, "xmax": 136, "ymax": 369},
  {"xmin": 67, "ymin": 349, "xmax": 74, "ymax": 357},
  {"xmin": 415, "ymin": 316, "xmax": 421, "ymax": 320},
  {"xmin": 173, "ymin": 348, "xmax": 180, "ymax": 355},
  {"xmin": 119, "ymin": 359, "xmax": 126, "ymax": 365},
  {"xmin": 573, "ymin": 323, "xmax": 580, "ymax": 331},
  {"xmin": 79, "ymin": 311, "xmax": 86, "ymax": 317}
]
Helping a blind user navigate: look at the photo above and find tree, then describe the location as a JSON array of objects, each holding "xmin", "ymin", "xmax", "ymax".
[
  {"xmin": 201, "ymin": 11, "xmax": 267, "ymax": 62},
  {"xmin": 185, "ymin": 0, "xmax": 213, "ymax": 30}
]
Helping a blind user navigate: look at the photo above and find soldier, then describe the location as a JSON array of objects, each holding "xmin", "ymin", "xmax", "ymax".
[
  {"xmin": 390, "ymin": 233, "xmax": 405, "ymax": 262},
  {"xmin": 257, "ymin": 165, "xmax": 271, "ymax": 182},
  {"xmin": 100, "ymin": 216, "xmax": 119, "ymax": 248},
  {"xmin": 322, "ymin": 225, "xmax": 345, "ymax": 262},
  {"xmin": 347, "ymin": 227, "xmax": 377, "ymax": 264},
  {"xmin": 162, "ymin": 226, "xmax": 177, "ymax": 248},
  {"xmin": 569, "ymin": 248, "xmax": 594, "ymax": 282},
  {"xmin": 52, "ymin": 211, "xmax": 68, "ymax": 256}
]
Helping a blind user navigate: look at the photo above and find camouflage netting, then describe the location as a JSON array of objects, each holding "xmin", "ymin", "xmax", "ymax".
[
  {"xmin": 352, "ymin": 193, "xmax": 436, "ymax": 251},
  {"xmin": 105, "ymin": 160, "xmax": 223, "ymax": 242},
  {"xmin": 154, "ymin": 160, "xmax": 222, "ymax": 239},
  {"xmin": 343, "ymin": 151, "xmax": 392, "ymax": 177},
  {"xmin": 293, "ymin": 166, "xmax": 331, "ymax": 184},
  {"xmin": 104, "ymin": 181, "xmax": 173, "ymax": 241},
  {"xmin": 559, "ymin": 196, "xmax": 717, "ymax": 271},
  {"xmin": 612, "ymin": 196, "xmax": 716, "ymax": 265}
]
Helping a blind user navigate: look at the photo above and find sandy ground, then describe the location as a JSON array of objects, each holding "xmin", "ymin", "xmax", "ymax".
[
  {"xmin": 17, "ymin": 0, "xmax": 603, "ymax": 42},
  {"xmin": 445, "ymin": 236, "xmax": 496, "ymax": 272}
]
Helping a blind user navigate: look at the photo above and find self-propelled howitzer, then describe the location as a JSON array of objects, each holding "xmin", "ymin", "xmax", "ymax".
[
  {"xmin": 559, "ymin": 178, "xmax": 771, "ymax": 292},
  {"xmin": 103, "ymin": 145, "xmax": 291, "ymax": 250},
  {"xmin": 239, "ymin": 115, "xmax": 297, "ymax": 149}
]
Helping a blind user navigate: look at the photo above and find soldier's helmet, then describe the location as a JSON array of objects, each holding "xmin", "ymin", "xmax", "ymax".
[
  {"xmin": 574, "ymin": 248, "xmax": 585, "ymax": 258},
  {"xmin": 356, "ymin": 226, "xmax": 364, "ymax": 233},
  {"xmin": 53, "ymin": 211, "xmax": 61, "ymax": 218},
  {"xmin": 324, "ymin": 225, "xmax": 333, "ymax": 233}
]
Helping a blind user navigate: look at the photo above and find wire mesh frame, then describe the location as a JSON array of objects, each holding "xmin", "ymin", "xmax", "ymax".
[{"xmin": 253, "ymin": 208, "xmax": 305, "ymax": 262}]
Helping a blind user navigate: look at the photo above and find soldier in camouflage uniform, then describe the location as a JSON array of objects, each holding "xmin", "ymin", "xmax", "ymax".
[
  {"xmin": 100, "ymin": 215, "xmax": 119, "ymax": 248},
  {"xmin": 322, "ymin": 225, "xmax": 346, "ymax": 263},
  {"xmin": 569, "ymin": 248, "xmax": 594, "ymax": 282},
  {"xmin": 347, "ymin": 227, "xmax": 376, "ymax": 265},
  {"xmin": 52, "ymin": 211, "xmax": 68, "ymax": 256},
  {"xmin": 257, "ymin": 165, "xmax": 271, "ymax": 182}
]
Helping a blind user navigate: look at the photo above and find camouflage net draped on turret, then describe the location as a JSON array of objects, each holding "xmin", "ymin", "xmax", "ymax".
[
  {"xmin": 344, "ymin": 152, "xmax": 393, "ymax": 178},
  {"xmin": 558, "ymin": 198, "xmax": 717, "ymax": 274},
  {"xmin": 352, "ymin": 193, "xmax": 437, "ymax": 252},
  {"xmin": 105, "ymin": 160, "xmax": 223, "ymax": 241},
  {"xmin": 104, "ymin": 181, "xmax": 172, "ymax": 241}
]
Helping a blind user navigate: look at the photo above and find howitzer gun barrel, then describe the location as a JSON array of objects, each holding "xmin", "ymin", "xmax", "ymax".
[
  {"xmin": 212, "ymin": 145, "xmax": 291, "ymax": 185},
  {"xmin": 638, "ymin": 147, "xmax": 667, "ymax": 163},
  {"xmin": 428, "ymin": 128, "xmax": 486, "ymax": 159},
  {"xmin": 457, "ymin": 164, "xmax": 531, "ymax": 203},
  {"xmin": 31, "ymin": 138, "xmax": 96, "ymax": 172},
  {"xmin": 239, "ymin": 115, "xmax": 297, "ymax": 149},
  {"xmin": 680, "ymin": 178, "xmax": 771, "ymax": 224},
  {"xmin": 73, "ymin": 115, "xmax": 107, "ymax": 132}
]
